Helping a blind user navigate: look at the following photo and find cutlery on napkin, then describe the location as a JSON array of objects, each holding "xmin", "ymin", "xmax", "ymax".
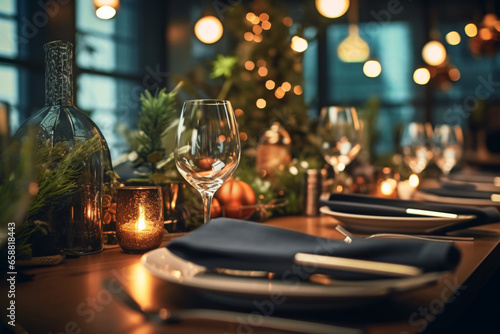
[
  {"xmin": 166, "ymin": 218, "xmax": 460, "ymax": 281},
  {"xmin": 320, "ymin": 193, "xmax": 500, "ymax": 232}
]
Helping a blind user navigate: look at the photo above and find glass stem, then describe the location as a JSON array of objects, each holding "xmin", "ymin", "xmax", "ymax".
[{"xmin": 201, "ymin": 192, "xmax": 214, "ymax": 224}]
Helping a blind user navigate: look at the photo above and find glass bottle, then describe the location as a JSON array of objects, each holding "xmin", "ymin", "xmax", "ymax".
[
  {"xmin": 256, "ymin": 122, "xmax": 292, "ymax": 178},
  {"xmin": 14, "ymin": 40, "xmax": 109, "ymax": 255}
]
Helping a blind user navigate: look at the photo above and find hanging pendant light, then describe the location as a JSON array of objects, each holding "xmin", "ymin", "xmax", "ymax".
[
  {"xmin": 337, "ymin": 0, "xmax": 369, "ymax": 62},
  {"xmin": 338, "ymin": 25, "xmax": 370, "ymax": 62},
  {"xmin": 94, "ymin": 0, "xmax": 120, "ymax": 20}
]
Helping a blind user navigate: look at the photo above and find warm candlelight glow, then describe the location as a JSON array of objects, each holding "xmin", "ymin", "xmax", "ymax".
[
  {"xmin": 137, "ymin": 206, "xmax": 146, "ymax": 230},
  {"xmin": 409, "ymin": 174, "xmax": 420, "ymax": 188},
  {"xmin": 381, "ymin": 180, "xmax": 394, "ymax": 196},
  {"xmin": 116, "ymin": 187, "xmax": 164, "ymax": 253}
]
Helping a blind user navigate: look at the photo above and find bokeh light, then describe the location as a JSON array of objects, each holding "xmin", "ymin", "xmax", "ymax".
[
  {"xmin": 291, "ymin": 36, "xmax": 308, "ymax": 52},
  {"xmin": 465, "ymin": 23, "xmax": 478, "ymax": 37},
  {"xmin": 445, "ymin": 31, "xmax": 461, "ymax": 45},
  {"xmin": 265, "ymin": 80, "xmax": 275, "ymax": 90},
  {"xmin": 449, "ymin": 68, "xmax": 461, "ymax": 81},
  {"xmin": 194, "ymin": 16, "xmax": 223, "ymax": 44},
  {"xmin": 256, "ymin": 98, "xmax": 266, "ymax": 109},
  {"xmin": 315, "ymin": 0, "xmax": 349, "ymax": 18},
  {"xmin": 413, "ymin": 68, "xmax": 430, "ymax": 85},
  {"xmin": 422, "ymin": 41, "xmax": 447, "ymax": 66},
  {"xmin": 363, "ymin": 60, "xmax": 382, "ymax": 78},
  {"xmin": 244, "ymin": 61, "xmax": 255, "ymax": 71}
]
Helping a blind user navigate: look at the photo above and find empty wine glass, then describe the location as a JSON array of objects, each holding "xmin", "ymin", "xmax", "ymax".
[
  {"xmin": 400, "ymin": 122, "xmax": 433, "ymax": 175},
  {"xmin": 433, "ymin": 124, "xmax": 463, "ymax": 175},
  {"xmin": 317, "ymin": 106, "xmax": 361, "ymax": 192},
  {"xmin": 175, "ymin": 100, "xmax": 241, "ymax": 223}
]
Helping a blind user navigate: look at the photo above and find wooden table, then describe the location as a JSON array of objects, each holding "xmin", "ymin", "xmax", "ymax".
[{"xmin": 3, "ymin": 216, "xmax": 500, "ymax": 334}]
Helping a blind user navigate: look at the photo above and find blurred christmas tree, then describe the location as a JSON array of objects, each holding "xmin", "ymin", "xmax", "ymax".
[{"xmin": 222, "ymin": 0, "xmax": 312, "ymax": 156}]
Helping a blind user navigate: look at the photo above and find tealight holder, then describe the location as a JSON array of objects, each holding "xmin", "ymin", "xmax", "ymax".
[{"xmin": 116, "ymin": 186, "xmax": 164, "ymax": 253}]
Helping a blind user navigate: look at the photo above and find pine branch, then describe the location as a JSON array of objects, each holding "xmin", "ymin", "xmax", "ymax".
[
  {"xmin": 136, "ymin": 83, "xmax": 182, "ymax": 172},
  {"xmin": 27, "ymin": 135, "xmax": 102, "ymax": 219}
]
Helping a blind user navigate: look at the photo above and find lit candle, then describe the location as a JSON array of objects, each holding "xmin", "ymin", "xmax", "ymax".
[{"xmin": 116, "ymin": 187, "xmax": 164, "ymax": 253}]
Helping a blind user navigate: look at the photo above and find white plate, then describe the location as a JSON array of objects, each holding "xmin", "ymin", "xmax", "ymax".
[
  {"xmin": 414, "ymin": 190, "xmax": 500, "ymax": 208},
  {"xmin": 141, "ymin": 248, "xmax": 444, "ymax": 307},
  {"xmin": 320, "ymin": 206, "xmax": 476, "ymax": 234}
]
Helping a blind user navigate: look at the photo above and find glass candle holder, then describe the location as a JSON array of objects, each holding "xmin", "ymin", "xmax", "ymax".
[{"xmin": 116, "ymin": 186, "xmax": 164, "ymax": 253}]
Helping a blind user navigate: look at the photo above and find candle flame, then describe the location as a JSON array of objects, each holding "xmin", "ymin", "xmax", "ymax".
[
  {"xmin": 409, "ymin": 174, "xmax": 420, "ymax": 188},
  {"xmin": 137, "ymin": 206, "xmax": 146, "ymax": 230},
  {"xmin": 381, "ymin": 181, "xmax": 394, "ymax": 196}
]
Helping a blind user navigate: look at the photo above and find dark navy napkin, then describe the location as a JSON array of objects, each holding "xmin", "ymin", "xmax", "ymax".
[
  {"xmin": 422, "ymin": 187, "xmax": 495, "ymax": 199},
  {"xmin": 167, "ymin": 218, "xmax": 460, "ymax": 280},
  {"xmin": 320, "ymin": 193, "xmax": 499, "ymax": 232}
]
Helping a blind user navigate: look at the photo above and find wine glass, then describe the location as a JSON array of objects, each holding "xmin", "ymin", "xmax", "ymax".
[
  {"xmin": 175, "ymin": 100, "xmax": 241, "ymax": 223},
  {"xmin": 400, "ymin": 122, "xmax": 434, "ymax": 175},
  {"xmin": 317, "ymin": 106, "xmax": 361, "ymax": 192},
  {"xmin": 433, "ymin": 124, "xmax": 463, "ymax": 175}
]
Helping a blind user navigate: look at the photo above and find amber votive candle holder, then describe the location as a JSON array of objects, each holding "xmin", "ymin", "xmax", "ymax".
[{"xmin": 116, "ymin": 186, "xmax": 164, "ymax": 253}]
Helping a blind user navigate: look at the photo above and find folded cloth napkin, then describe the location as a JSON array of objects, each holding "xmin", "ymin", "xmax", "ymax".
[
  {"xmin": 167, "ymin": 218, "xmax": 460, "ymax": 280},
  {"xmin": 421, "ymin": 187, "xmax": 496, "ymax": 200},
  {"xmin": 320, "ymin": 193, "xmax": 499, "ymax": 231}
]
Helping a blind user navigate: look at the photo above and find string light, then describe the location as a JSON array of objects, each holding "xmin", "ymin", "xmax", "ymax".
[
  {"xmin": 253, "ymin": 34, "xmax": 263, "ymax": 43},
  {"xmin": 422, "ymin": 41, "xmax": 446, "ymax": 66},
  {"xmin": 275, "ymin": 87, "xmax": 285, "ymax": 99},
  {"xmin": 265, "ymin": 80, "xmax": 276, "ymax": 90},
  {"xmin": 465, "ymin": 23, "xmax": 478, "ymax": 37},
  {"xmin": 281, "ymin": 82, "xmax": 291, "ymax": 92},
  {"xmin": 413, "ymin": 68, "xmax": 430, "ymax": 85},
  {"xmin": 449, "ymin": 68, "xmax": 461, "ymax": 81},
  {"xmin": 363, "ymin": 60, "xmax": 382, "ymax": 78},
  {"xmin": 282, "ymin": 17, "xmax": 293, "ymax": 27},
  {"xmin": 256, "ymin": 98, "xmax": 266, "ymax": 109},
  {"xmin": 194, "ymin": 16, "xmax": 223, "ymax": 44},
  {"xmin": 244, "ymin": 61, "xmax": 255, "ymax": 71},
  {"xmin": 479, "ymin": 27, "xmax": 493, "ymax": 40},
  {"xmin": 244, "ymin": 32, "xmax": 254, "ymax": 41},
  {"xmin": 445, "ymin": 31, "xmax": 461, "ymax": 45},
  {"xmin": 262, "ymin": 21, "xmax": 271, "ymax": 30},
  {"xmin": 259, "ymin": 13, "xmax": 269, "ymax": 21},
  {"xmin": 253, "ymin": 25, "xmax": 263, "ymax": 34},
  {"xmin": 291, "ymin": 36, "xmax": 308, "ymax": 52},
  {"xmin": 246, "ymin": 12, "xmax": 256, "ymax": 22}
]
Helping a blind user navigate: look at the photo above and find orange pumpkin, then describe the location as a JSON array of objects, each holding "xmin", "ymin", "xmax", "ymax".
[
  {"xmin": 215, "ymin": 179, "xmax": 256, "ymax": 219},
  {"xmin": 210, "ymin": 198, "xmax": 222, "ymax": 219}
]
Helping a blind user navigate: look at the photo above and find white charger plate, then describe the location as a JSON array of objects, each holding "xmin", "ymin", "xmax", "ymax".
[
  {"xmin": 320, "ymin": 206, "xmax": 476, "ymax": 234},
  {"xmin": 141, "ymin": 248, "xmax": 444, "ymax": 307}
]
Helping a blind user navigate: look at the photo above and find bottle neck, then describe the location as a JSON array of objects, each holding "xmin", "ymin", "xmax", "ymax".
[{"xmin": 44, "ymin": 40, "xmax": 74, "ymax": 106}]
